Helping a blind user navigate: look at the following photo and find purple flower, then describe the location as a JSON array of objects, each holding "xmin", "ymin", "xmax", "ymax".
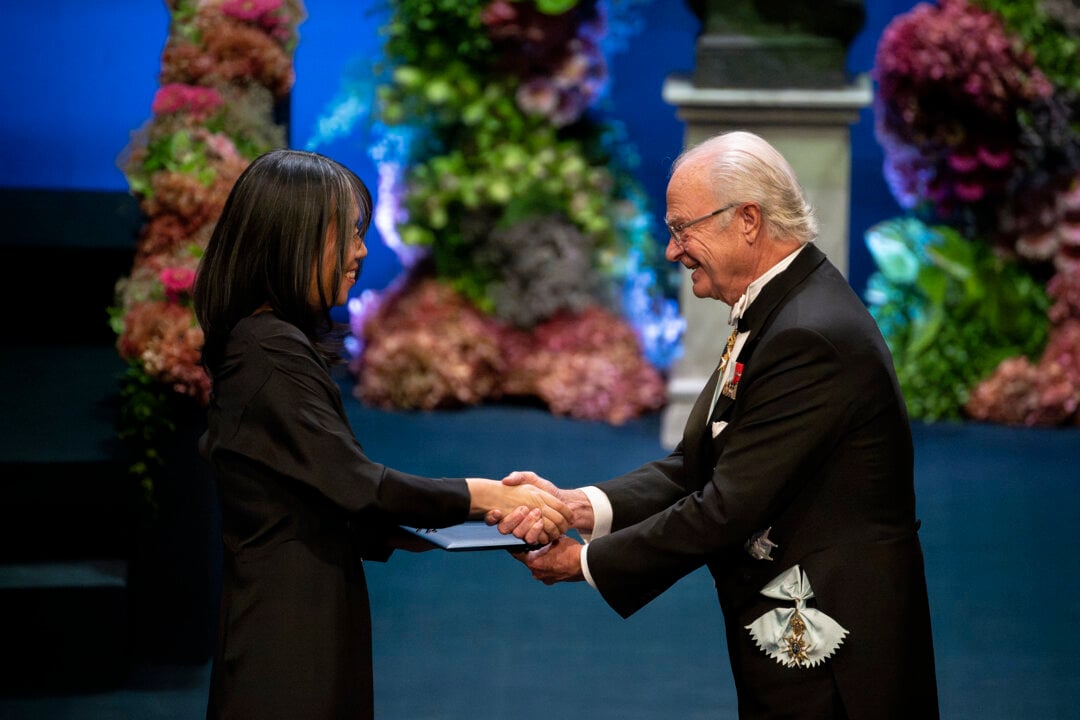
[{"xmin": 873, "ymin": 0, "xmax": 1053, "ymax": 235}]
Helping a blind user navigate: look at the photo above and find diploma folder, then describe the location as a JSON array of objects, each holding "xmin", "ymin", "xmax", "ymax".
[{"xmin": 400, "ymin": 522, "xmax": 531, "ymax": 552}]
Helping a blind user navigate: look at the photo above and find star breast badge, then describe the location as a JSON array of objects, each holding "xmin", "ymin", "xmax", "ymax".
[
  {"xmin": 782, "ymin": 611, "xmax": 812, "ymax": 667},
  {"xmin": 745, "ymin": 565, "xmax": 849, "ymax": 669}
]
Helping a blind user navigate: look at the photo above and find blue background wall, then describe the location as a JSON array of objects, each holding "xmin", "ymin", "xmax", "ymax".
[{"xmin": 1, "ymin": 0, "xmax": 921, "ymax": 299}]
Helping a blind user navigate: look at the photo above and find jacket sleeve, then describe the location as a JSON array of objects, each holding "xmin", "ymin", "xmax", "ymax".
[
  {"xmin": 588, "ymin": 326, "xmax": 853, "ymax": 618},
  {"xmin": 222, "ymin": 333, "xmax": 471, "ymax": 529},
  {"xmin": 594, "ymin": 449, "xmax": 692, "ymax": 530}
]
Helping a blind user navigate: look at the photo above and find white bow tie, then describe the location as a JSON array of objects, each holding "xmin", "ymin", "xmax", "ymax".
[{"xmin": 729, "ymin": 293, "xmax": 749, "ymax": 327}]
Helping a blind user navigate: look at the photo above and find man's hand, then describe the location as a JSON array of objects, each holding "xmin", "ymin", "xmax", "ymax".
[{"xmin": 511, "ymin": 535, "xmax": 585, "ymax": 584}]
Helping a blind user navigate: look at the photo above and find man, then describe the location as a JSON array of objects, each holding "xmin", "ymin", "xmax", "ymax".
[{"xmin": 499, "ymin": 131, "xmax": 939, "ymax": 718}]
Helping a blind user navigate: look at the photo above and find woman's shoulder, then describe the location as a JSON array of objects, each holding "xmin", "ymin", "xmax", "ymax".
[
  {"xmin": 235, "ymin": 312, "xmax": 308, "ymax": 342},
  {"xmin": 230, "ymin": 313, "xmax": 323, "ymax": 367}
]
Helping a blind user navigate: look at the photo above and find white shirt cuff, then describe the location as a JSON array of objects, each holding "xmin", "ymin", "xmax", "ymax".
[
  {"xmin": 579, "ymin": 485, "xmax": 612, "ymax": 541},
  {"xmin": 577, "ymin": 486, "xmax": 612, "ymax": 592},
  {"xmin": 581, "ymin": 543, "xmax": 596, "ymax": 589}
]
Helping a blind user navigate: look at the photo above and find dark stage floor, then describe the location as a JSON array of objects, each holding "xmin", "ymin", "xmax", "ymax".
[{"xmin": 1, "ymin": 380, "xmax": 1078, "ymax": 718}]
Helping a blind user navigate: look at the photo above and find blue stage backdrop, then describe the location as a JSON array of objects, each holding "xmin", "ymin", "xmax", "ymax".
[{"xmin": 1, "ymin": 0, "xmax": 920, "ymax": 299}]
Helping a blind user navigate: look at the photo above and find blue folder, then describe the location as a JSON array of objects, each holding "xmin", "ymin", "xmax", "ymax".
[{"xmin": 400, "ymin": 521, "xmax": 533, "ymax": 551}]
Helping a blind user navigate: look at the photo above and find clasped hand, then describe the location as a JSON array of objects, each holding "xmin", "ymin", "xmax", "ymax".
[
  {"xmin": 486, "ymin": 470, "xmax": 588, "ymax": 584},
  {"xmin": 467, "ymin": 477, "xmax": 570, "ymax": 546}
]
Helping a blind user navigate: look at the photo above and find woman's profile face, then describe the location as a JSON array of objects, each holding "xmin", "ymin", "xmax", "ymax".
[{"xmin": 311, "ymin": 195, "xmax": 367, "ymax": 309}]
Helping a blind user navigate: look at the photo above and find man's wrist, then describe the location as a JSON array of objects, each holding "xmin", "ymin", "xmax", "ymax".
[
  {"xmin": 563, "ymin": 488, "xmax": 595, "ymax": 532},
  {"xmin": 579, "ymin": 486, "xmax": 613, "ymax": 539}
]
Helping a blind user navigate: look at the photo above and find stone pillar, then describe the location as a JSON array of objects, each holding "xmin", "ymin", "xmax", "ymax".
[{"xmin": 658, "ymin": 76, "xmax": 872, "ymax": 449}]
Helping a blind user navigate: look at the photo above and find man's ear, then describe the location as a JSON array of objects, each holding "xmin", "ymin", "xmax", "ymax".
[{"xmin": 739, "ymin": 202, "xmax": 762, "ymax": 244}]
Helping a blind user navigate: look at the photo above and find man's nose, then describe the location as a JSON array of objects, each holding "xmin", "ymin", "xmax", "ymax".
[{"xmin": 664, "ymin": 237, "xmax": 682, "ymax": 262}]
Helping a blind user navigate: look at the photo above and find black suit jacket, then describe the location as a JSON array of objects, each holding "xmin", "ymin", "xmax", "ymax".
[
  {"xmin": 203, "ymin": 313, "xmax": 470, "ymax": 720},
  {"xmin": 587, "ymin": 245, "xmax": 938, "ymax": 717}
]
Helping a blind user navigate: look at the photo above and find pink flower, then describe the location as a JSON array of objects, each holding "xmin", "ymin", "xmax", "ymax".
[
  {"xmin": 516, "ymin": 78, "xmax": 559, "ymax": 117},
  {"xmin": 483, "ymin": 0, "xmax": 608, "ymax": 125},
  {"xmin": 953, "ymin": 181, "xmax": 986, "ymax": 203},
  {"xmin": 221, "ymin": 0, "xmax": 282, "ymax": 23},
  {"xmin": 872, "ymin": 0, "xmax": 1052, "ymax": 233},
  {"xmin": 349, "ymin": 279, "xmax": 664, "ymax": 423},
  {"xmin": 1016, "ymin": 228, "xmax": 1060, "ymax": 262},
  {"xmin": 481, "ymin": 0, "xmax": 517, "ymax": 27},
  {"xmin": 977, "ymin": 145, "xmax": 1012, "ymax": 170},
  {"xmin": 947, "ymin": 153, "xmax": 979, "ymax": 173},
  {"xmin": 967, "ymin": 275, "xmax": 1080, "ymax": 426},
  {"xmin": 160, "ymin": 266, "xmax": 197, "ymax": 302},
  {"xmin": 151, "ymin": 83, "xmax": 223, "ymax": 120},
  {"xmin": 117, "ymin": 300, "xmax": 209, "ymax": 404}
]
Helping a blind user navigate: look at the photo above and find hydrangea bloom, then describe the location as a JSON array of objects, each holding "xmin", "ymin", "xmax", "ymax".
[
  {"xmin": 965, "ymin": 267, "xmax": 1080, "ymax": 425},
  {"xmin": 506, "ymin": 306, "xmax": 666, "ymax": 424},
  {"xmin": 152, "ymin": 83, "xmax": 224, "ymax": 119},
  {"xmin": 482, "ymin": 0, "xmax": 607, "ymax": 126},
  {"xmin": 351, "ymin": 277, "xmax": 665, "ymax": 423},
  {"xmin": 874, "ymin": 0, "xmax": 1053, "ymax": 237},
  {"xmin": 351, "ymin": 278, "xmax": 506, "ymax": 410}
]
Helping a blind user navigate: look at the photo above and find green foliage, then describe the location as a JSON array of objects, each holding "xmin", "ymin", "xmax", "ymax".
[
  {"xmin": 133, "ymin": 131, "xmax": 218, "ymax": 197},
  {"xmin": 380, "ymin": 0, "xmax": 494, "ymax": 73},
  {"xmin": 170, "ymin": 0, "xmax": 201, "ymax": 44},
  {"xmin": 117, "ymin": 363, "xmax": 178, "ymax": 513},
  {"xmin": 974, "ymin": 0, "xmax": 1080, "ymax": 94},
  {"xmin": 374, "ymin": 0, "xmax": 661, "ymax": 311},
  {"xmin": 536, "ymin": 0, "xmax": 581, "ymax": 12},
  {"xmin": 864, "ymin": 217, "xmax": 1051, "ymax": 420}
]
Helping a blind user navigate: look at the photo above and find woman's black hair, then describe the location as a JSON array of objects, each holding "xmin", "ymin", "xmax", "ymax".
[{"xmin": 193, "ymin": 149, "xmax": 373, "ymax": 372}]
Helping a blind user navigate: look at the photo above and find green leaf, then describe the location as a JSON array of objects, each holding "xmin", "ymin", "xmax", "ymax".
[
  {"xmin": 925, "ymin": 228, "xmax": 975, "ymax": 282},
  {"xmin": 915, "ymin": 264, "xmax": 947, "ymax": 308},
  {"xmin": 866, "ymin": 223, "xmax": 921, "ymax": 284},
  {"xmin": 906, "ymin": 305, "xmax": 944, "ymax": 356},
  {"xmin": 535, "ymin": 0, "xmax": 580, "ymax": 14}
]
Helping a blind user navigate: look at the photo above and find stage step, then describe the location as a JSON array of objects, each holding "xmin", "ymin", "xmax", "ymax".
[
  {"xmin": 0, "ymin": 189, "xmax": 138, "ymax": 347},
  {"xmin": 0, "ymin": 560, "xmax": 130, "ymax": 692},
  {"xmin": 0, "ymin": 344, "xmax": 125, "ymax": 464},
  {"xmin": 0, "ymin": 344, "xmax": 134, "ymax": 689},
  {"xmin": 0, "ymin": 344, "xmax": 130, "ymax": 558},
  {"xmin": 0, "ymin": 188, "xmax": 220, "ymax": 684}
]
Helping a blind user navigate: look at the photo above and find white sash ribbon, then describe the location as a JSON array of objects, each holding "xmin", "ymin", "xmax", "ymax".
[{"xmin": 745, "ymin": 564, "xmax": 848, "ymax": 669}]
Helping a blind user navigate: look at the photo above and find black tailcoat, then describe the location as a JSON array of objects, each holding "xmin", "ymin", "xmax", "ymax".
[{"xmin": 587, "ymin": 245, "xmax": 939, "ymax": 718}]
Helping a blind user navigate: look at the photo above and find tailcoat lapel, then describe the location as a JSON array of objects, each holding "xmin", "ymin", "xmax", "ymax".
[
  {"xmin": 682, "ymin": 367, "xmax": 719, "ymax": 478},
  {"xmin": 738, "ymin": 244, "xmax": 827, "ymax": 339},
  {"xmin": 682, "ymin": 244, "xmax": 829, "ymax": 480}
]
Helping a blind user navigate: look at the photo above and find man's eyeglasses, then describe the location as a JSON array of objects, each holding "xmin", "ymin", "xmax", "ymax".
[{"xmin": 666, "ymin": 202, "xmax": 740, "ymax": 250}]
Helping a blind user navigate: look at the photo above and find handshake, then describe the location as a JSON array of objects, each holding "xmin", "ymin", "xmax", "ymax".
[{"xmin": 465, "ymin": 471, "xmax": 592, "ymax": 585}]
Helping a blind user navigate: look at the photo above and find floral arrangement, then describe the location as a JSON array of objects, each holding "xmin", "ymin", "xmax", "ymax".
[
  {"xmin": 344, "ymin": 0, "xmax": 680, "ymax": 423},
  {"xmin": 351, "ymin": 270, "xmax": 667, "ymax": 423},
  {"xmin": 864, "ymin": 217, "xmax": 1050, "ymax": 420},
  {"xmin": 112, "ymin": 0, "xmax": 304, "ymax": 501},
  {"xmin": 868, "ymin": 0, "xmax": 1080, "ymax": 425},
  {"xmin": 965, "ymin": 269, "xmax": 1080, "ymax": 424}
]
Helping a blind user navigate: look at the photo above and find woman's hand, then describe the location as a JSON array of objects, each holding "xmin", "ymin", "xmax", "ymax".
[{"xmin": 466, "ymin": 478, "xmax": 571, "ymax": 545}]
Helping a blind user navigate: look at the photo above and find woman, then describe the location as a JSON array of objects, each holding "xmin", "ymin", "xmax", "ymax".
[{"xmin": 193, "ymin": 148, "xmax": 569, "ymax": 719}]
